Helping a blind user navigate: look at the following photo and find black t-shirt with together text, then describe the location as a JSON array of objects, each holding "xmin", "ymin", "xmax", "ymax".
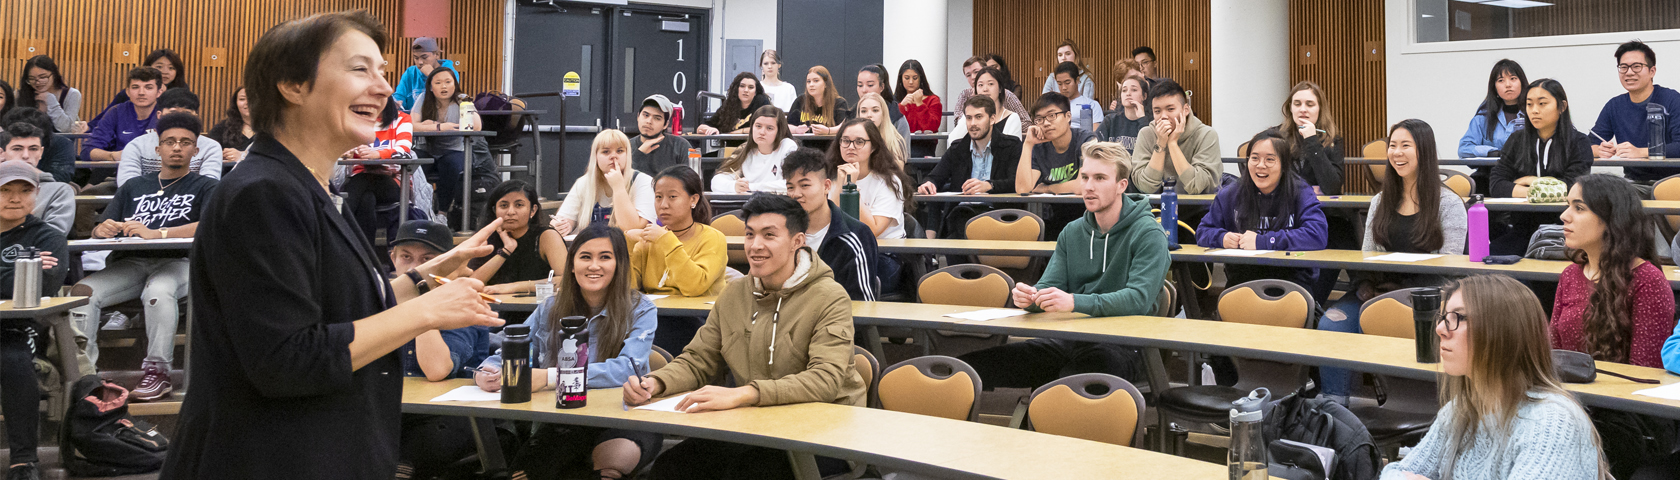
[{"xmin": 102, "ymin": 171, "xmax": 217, "ymax": 260}]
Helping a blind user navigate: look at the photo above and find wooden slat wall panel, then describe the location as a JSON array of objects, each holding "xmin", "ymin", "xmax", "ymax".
[
  {"xmin": 1290, "ymin": 0, "xmax": 1385, "ymax": 194},
  {"xmin": 972, "ymin": 0, "xmax": 1213, "ymax": 124},
  {"xmin": 1509, "ymin": 0, "xmax": 1680, "ymax": 38},
  {"xmin": 0, "ymin": 0, "xmax": 502, "ymax": 129}
]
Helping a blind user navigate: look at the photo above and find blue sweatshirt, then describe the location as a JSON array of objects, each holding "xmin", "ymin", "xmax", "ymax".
[
  {"xmin": 393, "ymin": 59, "xmax": 458, "ymax": 111},
  {"xmin": 81, "ymin": 101, "xmax": 157, "ymax": 161},
  {"xmin": 1590, "ymin": 84, "xmax": 1680, "ymax": 182},
  {"xmin": 400, "ymin": 326, "xmax": 490, "ymax": 380},
  {"xmin": 1665, "ymin": 319, "xmax": 1680, "ymax": 375},
  {"xmin": 481, "ymin": 293, "xmax": 658, "ymax": 388},
  {"xmin": 1458, "ymin": 107, "xmax": 1522, "ymax": 158},
  {"xmin": 1195, "ymin": 178, "xmax": 1328, "ymax": 251}
]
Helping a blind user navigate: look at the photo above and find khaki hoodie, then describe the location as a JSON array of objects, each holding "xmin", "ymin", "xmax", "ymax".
[
  {"xmin": 1128, "ymin": 114, "xmax": 1222, "ymax": 195},
  {"xmin": 649, "ymin": 247, "xmax": 866, "ymax": 407}
]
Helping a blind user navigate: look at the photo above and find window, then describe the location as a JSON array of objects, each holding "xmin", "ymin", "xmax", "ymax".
[{"xmin": 1415, "ymin": 0, "xmax": 1680, "ymax": 44}]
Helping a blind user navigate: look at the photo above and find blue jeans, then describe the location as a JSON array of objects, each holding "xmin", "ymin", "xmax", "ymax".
[
  {"xmin": 422, "ymin": 148, "xmax": 466, "ymax": 215},
  {"xmin": 1317, "ymin": 295, "xmax": 1364, "ymax": 397}
]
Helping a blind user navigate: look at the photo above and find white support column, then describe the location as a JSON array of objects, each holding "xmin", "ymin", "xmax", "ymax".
[
  {"xmin": 1211, "ymin": 0, "xmax": 1290, "ymax": 169},
  {"xmin": 884, "ymin": 0, "xmax": 949, "ymax": 111}
]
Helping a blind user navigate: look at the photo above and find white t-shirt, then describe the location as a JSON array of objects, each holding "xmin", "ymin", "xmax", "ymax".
[
  {"xmin": 948, "ymin": 112, "xmax": 1022, "ymax": 146},
  {"xmin": 856, "ymin": 173, "xmax": 906, "ymax": 239},
  {"xmin": 806, "ymin": 224, "xmax": 830, "ymax": 252},
  {"xmin": 762, "ymin": 81, "xmax": 799, "ymax": 111},
  {"xmin": 710, "ymin": 138, "xmax": 797, "ymax": 193},
  {"xmin": 557, "ymin": 170, "xmax": 658, "ymax": 225}
]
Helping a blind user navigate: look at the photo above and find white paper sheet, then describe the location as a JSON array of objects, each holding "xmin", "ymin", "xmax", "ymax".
[
  {"xmin": 1483, "ymin": 198, "xmax": 1529, "ymax": 204},
  {"xmin": 1633, "ymin": 382, "xmax": 1680, "ymax": 401},
  {"xmin": 644, "ymin": 294, "xmax": 669, "ymax": 301},
  {"xmin": 634, "ymin": 393, "xmax": 692, "ymax": 413},
  {"xmin": 429, "ymin": 386, "xmax": 503, "ymax": 402},
  {"xmin": 944, "ymin": 308, "xmax": 1029, "ymax": 321},
  {"xmin": 933, "ymin": 191, "xmax": 963, "ymax": 196},
  {"xmin": 1202, "ymin": 249, "xmax": 1275, "ymax": 257},
  {"xmin": 1365, "ymin": 253, "xmax": 1442, "ymax": 262}
]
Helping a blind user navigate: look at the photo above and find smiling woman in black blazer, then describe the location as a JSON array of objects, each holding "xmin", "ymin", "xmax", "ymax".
[{"xmin": 160, "ymin": 11, "xmax": 503, "ymax": 479}]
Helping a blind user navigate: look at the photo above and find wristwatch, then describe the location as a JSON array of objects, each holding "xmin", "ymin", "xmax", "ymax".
[
  {"xmin": 159, "ymin": 227, "xmax": 169, "ymax": 239},
  {"xmin": 406, "ymin": 269, "xmax": 431, "ymax": 294}
]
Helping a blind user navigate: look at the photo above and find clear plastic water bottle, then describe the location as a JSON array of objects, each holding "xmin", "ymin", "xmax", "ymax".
[
  {"xmin": 1647, "ymin": 103, "xmax": 1666, "ymax": 160},
  {"xmin": 1228, "ymin": 388, "xmax": 1271, "ymax": 480},
  {"xmin": 1161, "ymin": 178, "xmax": 1178, "ymax": 244},
  {"xmin": 1467, "ymin": 194, "xmax": 1489, "ymax": 262},
  {"xmin": 1079, "ymin": 104, "xmax": 1094, "ymax": 132}
]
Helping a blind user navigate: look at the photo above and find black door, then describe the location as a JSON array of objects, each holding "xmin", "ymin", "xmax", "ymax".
[
  {"xmin": 512, "ymin": 3, "xmax": 609, "ymax": 196},
  {"xmin": 610, "ymin": 9, "xmax": 707, "ymax": 135},
  {"xmin": 777, "ymin": 0, "xmax": 882, "ymax": 107}
]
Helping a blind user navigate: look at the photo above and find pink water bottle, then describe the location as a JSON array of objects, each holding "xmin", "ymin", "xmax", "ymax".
[
  {"xmin": 671, "ymin": 104, "xmax": 684, "ymax": 135},
  {"xmin": 1467, "ymin": 194, "xmax": 1489, "ymax": 261}
]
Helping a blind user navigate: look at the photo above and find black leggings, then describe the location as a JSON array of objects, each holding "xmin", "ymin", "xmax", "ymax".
[
  {"xmin": 648, "ymin": 438, "xmax": 849, "ymax": 480},
  {"xmin": 514, "ymin": 424, "xmax": 662, "ymax": 480},
  {"xmin": 342, "ymin": 172, "xmax": 402, "ymax": 248},
  {"xmin": 2, "ymin": 322, "xmax": 43, "ymax": 464}
]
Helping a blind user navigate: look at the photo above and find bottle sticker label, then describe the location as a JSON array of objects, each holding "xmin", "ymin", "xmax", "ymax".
[
  {"xmin": 502, "ymin": 358, "xmax": 526, "ymax": 388},
  {"xmin": 558, "ymin": 338, "xmax": 590, "ymax": 401}
]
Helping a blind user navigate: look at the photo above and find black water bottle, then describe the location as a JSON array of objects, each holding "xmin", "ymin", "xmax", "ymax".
[
  {"xmin": 1411, "ymin": 288, "xmax": 1442, "ymax": 364},
  {"xmin": 501, "ymin": 324, "xmax": 532, "ymax": 404},
  {"xmin": 556, "ymin": 316, "xmax": 591, "ymax": 409}
]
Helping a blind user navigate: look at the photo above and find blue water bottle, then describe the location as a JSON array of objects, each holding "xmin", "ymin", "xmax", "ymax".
[
  {"xmin": 1647, "ymin": 103, "xmax": 1667, "ymax": 160},
  {"xmin": 1079, "ymin": 104, "xmax": 1094, "ymax": 132},
  {"xmin": 1161, "ymin": 178, "xmax": 1178, "ymax": 245}
]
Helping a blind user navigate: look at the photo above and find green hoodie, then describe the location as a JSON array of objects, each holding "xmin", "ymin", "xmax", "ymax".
[{"xmin": 1029, "ymin": 193, "xmax": 1170, "ymax": 317}]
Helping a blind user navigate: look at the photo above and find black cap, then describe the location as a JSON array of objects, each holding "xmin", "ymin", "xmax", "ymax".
[
  {"xmin": 503, "ymin": 324, "xmax": 530, "ymax": 337},
  {"xmin": 390, "ymin": 220, "xmax": 452, "ymax": 253}
]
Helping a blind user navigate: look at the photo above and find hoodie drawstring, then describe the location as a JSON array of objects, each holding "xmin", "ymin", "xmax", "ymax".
[
  {"xmin": 1088, "ymin": 230, "xmax": 1110, "ymax": 273},
  {"xmin": 752, "ymin": 296, "xmax": 785, "ymax": 365}
]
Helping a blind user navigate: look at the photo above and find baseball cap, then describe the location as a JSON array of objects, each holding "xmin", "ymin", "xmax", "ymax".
[
  {"xmin": 0, "ymin": 161, "xmax": 40, "ymax": 189},
  {"xmin": 390, "ymin": 220, "xmax": 451, "ymax": 253},
  {"xmin": 641, "ymin": 94, "xmax": 674, "ymax": 119},
  {"xmin": 412, "ymin": 37, "xmax": 440, "ymax": 53}
]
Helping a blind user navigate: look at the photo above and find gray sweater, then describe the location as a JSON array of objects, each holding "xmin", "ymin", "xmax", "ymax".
[
  {"xmin": 1361, "ymin": 187, "xmax": 1468, "ymax": 255},
  {"xmin": 34, "ymin": 172, "xmax": 73, "ymax": 235},
  {"xmin": 1380, "ymin": 392, "xmax": 1601, "ymax": 480},
  {"xmin": 1129, "ymin": 115, "xmax": 1222, "ymax": 194}
]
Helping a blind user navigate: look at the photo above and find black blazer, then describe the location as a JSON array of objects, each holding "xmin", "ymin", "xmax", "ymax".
[
  {"xmin": 926, "ymin": 133, "xmax": 1023, "ymax": 194},
  {"xmin": 163, "ymin": 135, "xmax": 401, "ymax": 479}
]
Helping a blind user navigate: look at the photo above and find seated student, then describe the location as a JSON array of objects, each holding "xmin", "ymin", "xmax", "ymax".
[
  {"xmin": 960, "ymin": 142, "xmax": 1168, "ymax": 387},
  {"xmin": 1, "ymin": 123, "xmax": 73, "ymax": 234},
  {"xmin": 1195, "ymin": 128, "xmax": 1327, "ymax": 288},
  {"xmin": 1130, "ymin": 79, "xmax": 1221, "ymax": 194},
  {"xmin": 955, "ymin": 56, "xmax": 1029, "ymax": 121},
  {"xmin": 1053, "ymin": 62, "xmax": 1104, "ymax": 132},
  {"xmin": 388, "ymin": 219, "xmax": 489, "ymax": 479},
  {"xmin": 830, "ymin": 118, "xmax": 915, "ymax": 240},
  {"xmin": 984, "ymin": 53, "xmax": 1025, "ymax": 98},
  {"xmin": 855, "ymin": 92, "xmax": 908, "ymax": 163},
  {"xmin": 1106, "ymin": 59, "xmax": 1151, "ymax": 111},
  {"xmin": 394, "ymin": 37, "xmax": 456, "ymax": 111},
  {"xmin": 631, "ymin": 166, "xmax": 724, "ymax": 352},
  {"xmin": 411, "ymin": 67, "xmax": 480, "ymax": 217},
  {"xmin": 919, "ymin": 96, "xmax": 1023, "ymax": 237},
  {"xmin": 1, "ymin": 109, "xmax": 74, "ymax": 184},
  {"xmin": 1459, "ymin": 59, "xmax": 1528, "ymax": 194},
  {"xmin": 1040, "ymin": 40, "xmax": 1097, "ymax": 100},
  {"xmin": 786, "ymin": 66, "xmax": 852, "ymax": 135},
  {"xmin": 625, "ymin": 194, "xmax": 865, "ymax": 480},
  {"xmin": 477, "ymin": 225, "xmax": 661, "ymax": 480},
  {"xmin": 895, "ymin": 60, "xmax": 942, "ymax": 134},
  {"xmin": 342, "ymin": 97, "xmax": 417, "ymax": 247},
  {"xmin": 207, "ymin": 87, "xmax": 254, "ymax": 164},
  {"xmin": 0, "ymin": 81, "xmax": 11, "ymax": 120},
  {"xmin": 711, "ymin": 106, "xmax": 796, "ymax": 194},
  {"xmin": 71, "ymin": 112, "xmax": 217, "ymax": 402},
  {"xmin": 552, "ymin": 130, "xmax": 657, "ymax": 235},
  {"xmin": 856, "ymin": 64, "xmax": 911, "ymax": 140},
  {"xmin": 1133, "ymin": 46, "xmax": 1162, "ymax": 82},
  {"xmin": 0, "ymin": 161, "xmax": 68, "ymax": 480},
  {"xmin": 1016, "ymin": 92, "xmax": 1099, "ymax": 195},
  {"xmin": 92, "ymin": 49, "xmax": 187, "ymax": 123},
  {"xmin": 82, "ymin": 67, "xmax": 164, "ymax": 163},
  {"xmin": 1380, "ymin": 274, "xmax": 1605, "ymax": 480},
  {"xmin": 631, "ymin": 94, "xmax": 694, "ymax": 175},
  {"xmin": 695, "ymin": 72, "xmax": 770, "ymax": 135},
  {"xmin": 1592, "ymin": 40, "xmax": 1680, "ymax": 189},
  {"xmin": 947, "ymin": 67, "xmax": 1023, "ymax": 146},
  {"xmin": 1280, "ymin": 81, "xmax": 1345, "ymax": 195},
  {"xmin": 471, "ymin": 180, "xmax": 567, "ymax": 295},
  {"xmin": 117, "ymin": 89, "xmax": 223, "ymax": 186},
  {"xmin": 1099, "ymin": 74, "xmax": 1152, "ymax": 146},
  {"xmin": 759, "ymin": 50, "xmax": 798, "ymax": 111},
  {"xmin": 16, "ymin": 55, "xmax": 84, "ymax": 134},
  {"xmin": 1553, "ymin": 174, "xmax": 1675, "ymax": 368},
  {"xmin": 1318, "ymin": 119, "xmax": 1466, "ymax": 404},
  {"xmin": 782, "ymin": 148, "xmax": 880, "ymax": 300},
  {"xmin": 1490, "ymin": 78, "xmax": 1593, "ymax": 255}
]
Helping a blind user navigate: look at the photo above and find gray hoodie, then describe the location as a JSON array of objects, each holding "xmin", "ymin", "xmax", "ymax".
[
  {"xmin": 34, "ymin": 171, "xmax": 73, "ymax": 235},
  {"xmin": 1129, "ymin": 114, "xmax": 1222, "ymax": 195}
]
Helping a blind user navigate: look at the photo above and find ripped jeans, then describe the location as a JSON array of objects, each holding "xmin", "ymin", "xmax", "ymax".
[
  {"xmin": 69, "ymin": 256, "xmax": 189, "ymax": 371},
  {"xmin": 1316, "ymin": 295, "xmax": 1365, "ymax": 398}
]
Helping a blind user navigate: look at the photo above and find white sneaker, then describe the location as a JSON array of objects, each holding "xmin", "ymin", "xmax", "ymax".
[{"xmin": 101, "ymin": 312, "xmax": 131, "ymax": 331}]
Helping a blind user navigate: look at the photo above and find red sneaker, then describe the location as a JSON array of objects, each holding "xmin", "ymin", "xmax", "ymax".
[{"xmin": 129, "ymin": 366, "xmax": 173, "ymax": 402}]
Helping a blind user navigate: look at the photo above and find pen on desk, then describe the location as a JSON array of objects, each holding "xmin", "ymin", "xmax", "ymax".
[{"xmin": 428, "ymin": 274, "xmax": 503, "ymax": 303}]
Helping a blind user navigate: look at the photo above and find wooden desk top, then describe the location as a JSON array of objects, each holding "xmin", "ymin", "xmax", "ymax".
[
  {"xmin": 412, "ymin": 130, "xmax": 496, "ymax": 137},
  {"xmin": 403, "ymin": 378, "xmax": 1227, "ymax": 479},
  {"xmin": 68, "ymin": 238, "xmax": 194, "ymax": 253},
  {"xmin": 0, "ymin": 297, "xmax": 88, "ymax": 319}
]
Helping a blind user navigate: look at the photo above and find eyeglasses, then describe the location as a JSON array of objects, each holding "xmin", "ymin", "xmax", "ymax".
[
  {"xmin": 1617, "ymin": 63, "xmax": 1650, "ymax": 74},
  {"xmin": 28, "ymin": 74, "xmax": 52, "ymax": 85},
  {"xmin": 1248, "ymin": 156, "xmax": 1280, "ymax": 167},
  {"xmin": 1032, "ymin": 110, "xmax": 1068, "ymax": 126},
  {"xmin": 160, "ymin": 138, "xmax": 196, "ymax": 148},
  {"xmin": 839, "ymin": 138, "xmax": 870, "ymax": 149},
  {"xmin": 1438, "ymin": 311, "xmax": 1469, "ymax": 332}
]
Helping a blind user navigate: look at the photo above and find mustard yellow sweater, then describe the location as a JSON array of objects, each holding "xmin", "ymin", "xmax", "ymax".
[{"xmin": 631, "ymin": 223, "xmax": 727, "ymax": 296}]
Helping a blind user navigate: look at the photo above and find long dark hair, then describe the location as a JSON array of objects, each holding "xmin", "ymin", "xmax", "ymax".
[
  {"xmin": 716, "ymin": 71, "xmax": 762, "ymax": 130},
  {"xmin": 1478, "ymin": 59, "xmax": 1527, "ymax": 138},
  {"xmin": 1516, "ymin": 78, "xmax": 1576, "ymax": 159},
  {"xmin": 1278, "ymin": 81, "xmax": 1339, "ymax": 149},
  {"xmin": 894, "ymin": 59, "xmax": 930, "ymax": 103},
  {"xmin": 482, "ymin": 179, "xmax": 542, "ymax": 231},
  {"xmin": 827, "ymin": 118, "xmax": 914, "ymax": 213},
  {"xmin": 0, "ymin": 80, "xmax": 13, "ymax": 119},
  {"xmin": 1232, "ymin": 128, "xmax": 1301, "ymax": 232},
  {"xmin": 1568, "ymin": 174, "xmax": 1657, "ymax": 364},
  {"xmin": 719, "ymin": 105, "xmax": 790, "ymax": 176},
  {"xmin": 1372, "ymin": 119, "xmax": 1446, "ymax": 253},
  {"xmin": 984, "ymin": 53, "xmax": 1021, "ymax": 95},
  {"xmin": 16, "ymin": 55, "xmax": 68, "ymax": 112},
  {"xmin": 419, "ymin": 67, "xmax": 461, "ymax": 122},
  {"xmin": 546, "ymin": 224, "xmax": 639, "ymax": 365},
  {"xmin": 220, "ymin": 86, "xmax": 248, "ymax": 141},
  {"xmin": 143, "ymin": 48, "xmax": 188, "ymax": 90},
  {"xmin": 860, "ymin": 64, "xmax": 893, "ymax": 96},
  {"xmin": 655, "ymin": 165, "xmax": 712, "ymax": 226}
]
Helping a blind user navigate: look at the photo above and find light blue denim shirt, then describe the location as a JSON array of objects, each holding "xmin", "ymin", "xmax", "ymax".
[{"xmin": 481, "ymin": 293, "xmax": 658, "ymax": 388}]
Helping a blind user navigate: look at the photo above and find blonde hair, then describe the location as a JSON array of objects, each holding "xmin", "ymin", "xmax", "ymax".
[
  {"xmin": 561, "ymin": 129, "xmax": 633, "ymax": 222},
  {"xmin": 1081, "ymin": 141, "xmax": 1131, "ymax": 179},
  {"xmin": 856, "ymin": 92, "xmax": 906, "ymax": 164}
]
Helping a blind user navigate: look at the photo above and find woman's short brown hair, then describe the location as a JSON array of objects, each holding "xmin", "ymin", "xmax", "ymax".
[{"xmin": 244, "ymin": 10, "xmax": 387, "ymax": 137}]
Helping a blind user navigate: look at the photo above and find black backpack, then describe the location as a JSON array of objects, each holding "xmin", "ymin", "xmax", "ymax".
[
  {"xmin": 1261, "ymin": 390, "xmax": 1382, "ymax": 480},
  {"xmin": 60, "ymin": 375, "xmax": 169, "ymax": 477}
]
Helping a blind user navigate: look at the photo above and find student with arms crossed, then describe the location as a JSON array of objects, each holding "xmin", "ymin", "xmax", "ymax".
[
  {"xmin": 1380, "ymin": 275, "xmax": 1606, "ymax": 480},
  {"xmin": 630, "ymin": 166, "xmax": 726, "ymax": 352},
  {"xmin": 1, "ymin": 123, "xmax": 74, "ymax": 234},
  {"xmin": 959, "ymin": 142, "xmax": 1169, "ymax": 387},
  {"xmin": 479, "ymin": 225, "xmax": 661, "ymax": 480},
  {"xmin": 624, "ymin": 194, "xmax": 866, "ymax": 480},
  {"xmin": 117, "ymin": 89, "xmax": 223, "ymax": 186},
  {"xmin": 710, "ymin": 106, "xmax": 796, "ymax": 194},
  {"xmin": 1459, "ymin": 59, "xmax": 1528, "ymax": 194},
  {"xmin": 1591, "ymin": 40, "xmax": 1680, "ymax": 191},
  {"xmin": 552, "ymin": 130, "xmax": 657, "ymax": 235},
  {"xmin": 1130, "ymin": 79, "xmax": 1221, "ymax": 194},
  {"xmin": 71, "ymin": 112, "xmax": 219, "ymax": 402},
  {"xmin": 0, "ymin": 161, "xmax": 66, "ymax": 480},
  {"xmin": 631, "ymin": 95, "xmax": 694, "ymax": 174},
  {"xmin": 782, "ymin": 148, "xmax": 880, "ymax": 301}
]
